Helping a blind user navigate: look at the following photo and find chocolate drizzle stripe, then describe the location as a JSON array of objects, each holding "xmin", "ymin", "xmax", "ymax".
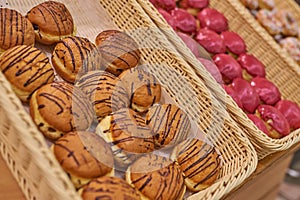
[
  {"xmin": 8, "ymin": 9, "xmax": 13, "ymax": 48},
  {"xmin": 55, "ymin": 143, "xmax": 80, "ymax": 167},
  {"xmin": 15, "ymin": 51, "xmax": 44, "ymax": 75},
  {"xmin": 179, "ymin": 142, "xmax": 209, "ymax": 165},
  {"xmin": 15, "ymin": 10, "xmax": 19, "ymax": 46},
  {"xmin": 40, "ymin": 3, "xmax": 62, "ymax": 35},
  {"xmin": 1, "ymin": 10, "xmax": 6, "ymax": 47},
  {"xmin": 36, "ymin": 7, "xmax": 47, "ymax": 23},
  {"xmin": 39, "ymin": 93, "xmax": 66, "ymax": 115},
  {"xmin": 69, "ymin": 37, "xmax": 86, "ymax": 71},
  {"xmin": 100, "ymin": 49, "xmax": 131, "ymax": 68},
  {"xmin": 100, "ymin": 44, "xmax": 139, "ymax": 62},
  {"xmin": 60, "ymin": 39, "xmax": 76, "ymax": 71},
  {"xmin": 111, "ymin": 39, "xmax": 140, "ymax": 60},
  {"xmin": 24, "ymin": 65, "xmax": 54, "ymax": 87}
]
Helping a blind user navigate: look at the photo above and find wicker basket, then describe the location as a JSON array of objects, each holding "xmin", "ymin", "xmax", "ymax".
[
  {"xmin": 273, "ymin": 0, "xmax": 300, "ymax": 25},
  {"xmin": 137, "ymin": 0, "xmax": 300, "ymax": 160},
  {"xmin": 0, "ymin": 0, "xmax": 257, "ymax": 200}
]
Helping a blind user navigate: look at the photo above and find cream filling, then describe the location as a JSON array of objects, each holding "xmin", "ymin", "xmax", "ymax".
[
  {"xmin": 131, "ymin": 102, "xmax": 149, "ymax": 113},
  {"xmin": 35, "ymin": 26, "xmax": 76, "ymax": 44}
]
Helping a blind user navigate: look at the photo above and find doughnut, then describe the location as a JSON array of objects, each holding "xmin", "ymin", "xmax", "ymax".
[
  {"xmin": 80, "ymin": 176, "xmax": 141, "ymax": 200},
  {"xmin": 275, "ymin": 100, "xmax": 300, "ymax": 130},
  {"xmin": 220, "ymin": 31, "xmax": 247, "ymax": 55},
  {"xmin": 75, "ymin": 70, "xmax": 129, "ymax": 122},
  {"xmin": 0, "ymin": 45, "xmax": 54, "ymax": 102},
  {"xmin": 119, "ymin": 67, "xmax": 161, "ymax": 113},
  {"xmin": 275, "ymin": 10, "xmax": 298, "ymax": 36},
  {"xmin": 170, "ymin": 8, "xmax": 197, "ymax": 34},
  {"xmin": 53, "ymin": 131, "xmax": 114, "ymax": 188},
  {"xmin": 95, "ymin": 30, "xmax": 140, "ymax": 76},
  {"xmin": 197, "ymin": 8, "xmax": 228, "ymax": 33},
  {"xmin": 231, "ymin": 77, "xmax": 260, "ymax": 113},
  {"xmin": 171, "ymin": 138, "xmax": 221, "ymax": 192},
  {"xmin": 195, "ymin": 28, "xmax": 226, "ymax": 54},
  {"xmin": 29, "ymin": 82, "xmax": 94, "ymax": 140},
  {"xmin": 250, "ymin": 76, "xmax": 281, "ymax": 105},
  {"xmin": 256, "ymin": 9, "xmax": 282, "ymax": 36},
  {"xmin": 237, "ymin": 53, "xmax": 266, "ymax": 80},
  {"xmin": 0, "ymin": 8, "xmax": 35, "ymax": 52},
  {"xmin": 96, "ymin": 108, "xmax": 155, "ymax": 168},
  {"xmin": 52, "ymin": 36, "xmax": 101, "ymax": 83},
  {"xmin": 145, "ymin": 104, "xmax": 191, "ymax": 148},
  {"xmin": 279, "ymin": 37, "xmax": 300, "ymax": 64},
  {"xmin": 26, "ymin": 1, "xmax": 75, "ymax": 45},
  {"xmin": 126, "ymin": 154, "xmax": 186, "ymax": 200}
]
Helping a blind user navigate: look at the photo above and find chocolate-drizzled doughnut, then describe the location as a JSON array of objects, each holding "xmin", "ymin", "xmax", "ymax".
[
  {"xmin": 171, "ymin": 138, "xmax": 221, "ymax": 192},
  {"xmin": 52, "ymin": 36, "xmax": 101, "ymax": 83},
  {"xmin": 75, "ymin": 70, "xmax": 129, "ymax": 122},
  {"xmin": 96, "ymin": 108, "xmax": 155, "ymax": 168},
  {"xmin": 29, "ymin": 82, "xmax": 94, "ymax": 140},
  {"xmin": 95, "ymin": 30, "xmax": 140, "ymax": 76},
  {"xmin": 53, "ymin": 131, "xmax": 114, "ymax": 188},
  {"xmin": 119, "ymin": 67, "xmax": 161, "ymax": 113},
  {"xmin": 145, "ymin": 104, "xmax": 191, "ymax": 148},
  {"xmin": 79, "ymin": 176, "xmax": 141, "ymax": 200},
  {"xmin": 0, "ymin": 8, "xmax": 35, "ymax": 52},
  {"xmin": 126, "ymin": 154, "xmax": 186, "ymax": 200},
  {"xmin": 0, "ymin": 45, "xmax": 54, "ymax": 102},
  {"xmin": 26, "ymin": 1, "xmax": 75, "ymax": 45}
]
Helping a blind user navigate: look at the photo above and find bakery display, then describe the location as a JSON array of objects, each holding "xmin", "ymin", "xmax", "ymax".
[
  {"xmin": 237, "ymin": 53, "xmax": 266, "ymax": 80},
  {"xmin": 145, "ymin": 104, "xmax": 191, "ymax": 148},
  {"xmin": 26, "ymin": 1, "xmax": 75, "ymax": 45},
  {"xmin": 95, "ymin": 30, "xmax": 140, "ymax": 76},
  {"xmin": 171, "ymin": 138, "xmax": 221, "ymax": 192},
  {"xmin": 195, "ymin": 28, "xmax": 226, "ymax": 54},
  {"xmin": 220, "ymin": 31, "xmax": 247, "ymax": 55},
  {"xmin": 52, "ymin": 36, "xmax": 101, "ymax": 83},
  {"xmin": 75, "ymin": 70, "xmax": 129, "ymax": 122},
  {"xmin": 0, "ymin": 45, "xmax": 54, "ymax": 102},
  {"xmin": 96, "ymin": 108, "xmax": 155, "ymax": 168},
  {"xmin": 126, "ymin": 154, "xmax": 186, "ymax": 200},
  {"xmin": 256, "ymin": 104, "xmax": 290, "ymax": 138},
  {"xmin": 119, "ymin": 67, "xmax": 162, "ymax": 113},
  {"xmin": 80, "ymin": 176, "xmax": 141, "ymax": 200},
  {"xmin": 53, "ymin": 131, "xmax": 114, "ymax": 188},
  {"xmin": 0, "ymin": 8, "xmax": 35, "ymax": 52},
  {"xmin": 29, "ymin": 82, "xmax": 94, "ymax": 140}
]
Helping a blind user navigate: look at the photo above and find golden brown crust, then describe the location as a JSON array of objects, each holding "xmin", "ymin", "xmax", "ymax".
[
  {"xmin": 0, "ymin": 8, "xmax": 35, "ymax": 51},
  {"xmin": 95, "ymin": 30, "xmax": 140, "ymax": 76},
  {"xmin": 0, "ymin": 45, "xmax": 54, "ymax": 102},
  {"xmin": 29, "ymin": 82, "xmax": 94, "ymax": 140},
  {"xmin": 126, "ymin": 154, "xmax": 186, "ymax": 200},
  {"xmin": 171, "ymin": 139, "xmax": 221, "ymax": 192},
  {"xmin": 119, "ymin": 67, "xmax": 161, "ymax": 113},
  {"xmin": 275, "ymin": 10, "xmax": 298, "ymax": 36},
  {"xmin": 145, "ymin": 104, "xmax": 191, "ymax": 148},
  {"xmin": 80, "ymin": 176, "xmax": 141, "ymax": 200},
  {"xmin": 53, "ymin": 131, "xmax": 114, "ymax": 181},
  {"xmin": 52, "ymin": 36, "xmax": 101, "ymax": 83},
  {"xmin": 256, "ymin": 9, "xmax": 282, "ymax": 35},
  {"xmin": 26, "ymin": 1, "xmax": 75, "ymax": 44},
  {"xmin": 96, "ymin": 108, "xmax": 155, "ymax": 167},
  {"xmin": 75, "ymin": 70, "xmax": 129, "ymax": 122}
]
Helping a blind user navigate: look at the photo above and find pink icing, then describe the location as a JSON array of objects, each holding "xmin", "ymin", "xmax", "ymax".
[
  {"xmin": 275, "ymin": 100, "xmax": 300, "ymax": 130},
  {"xmin": 171, "ymin": 8, "xmax": 197, "ymax": 33},
  {"xmin": 157, "ymin": 8, "xmax": 177, "ymax": 30},
  {"xmin": 177, "ymin": 32, "xmax": 200, "ymax": 57},
  {"xmin": 220, "ymin": 31, "xmax": 247, "ymax": 55},
  {"xmin": 237, "ymin": 53, "xmax": 266, "ymax": 78},
  {"xmin": 197, "ymin": 57, "xmax": 223, "ymax": 83},
  {"xmin": 223, "ymin": 84, "xmax": 243, "ymax": 109},
  {"xmin": 187, "ymin": 0, "xmax": 209, "ymax": 9},
  {"xmin": 247, "ymin": 114, "xmax": 269, "ymax": 135},
  {"xmin": 195, "ymin": 28, "xmax": 226, "ymax": 54},
  {"xmin": 197, "ymin": 8, "xmax": 228, "ymax": 33}
]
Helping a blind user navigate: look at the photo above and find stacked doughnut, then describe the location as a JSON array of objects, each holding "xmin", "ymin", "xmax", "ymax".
[
  {"xmin": 151, "ymin": 0, "xmax": 300, "ymax": 138},
  {"xmin": 240, "ymin": 0, "xmax": 300, "ymax": 65},
  {"xmin": 1, "ymin": 1, "xmax": 222, "ymax": 199}
]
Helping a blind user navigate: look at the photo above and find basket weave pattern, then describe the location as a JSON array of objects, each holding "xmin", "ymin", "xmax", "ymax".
[
  {"xmin": 0, "ymin": 0, "xmax": 257, "ymax": 199},
  {"xmin": 137, "ymin": 0, "xmax": 300, "ymax": 160}
]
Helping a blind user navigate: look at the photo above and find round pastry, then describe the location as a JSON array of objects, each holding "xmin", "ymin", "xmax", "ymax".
[
  {"xmin": 197, "ymin": 57, "xmax": 223, "ymax": 84},
  {"xmin": 177, "ymin": 32, "xmax": 201, "ymax": 58},
  {"xmin": 275, "ymin": 10, "xmax": 298, "ymax": 36},
  {"xmin": 220, "ymin": 31, "xmax": 247, "ymax": 55},
  {"xmin": 53, "ymin": 131, "xmax": 114, "ymax": 188},
  {"xmin": 187, "ymin": 0, "xmax": 209, "ymax": 9},
  {"xmin": 150, "ymin": 0, "xmax": 176, "ymax": 11},
  {"xmin": 256, "ymin": 105, "xmax": 290, "ymax": 138},
  {"xmin": 240, "ymin": 0, "xmax": 259, "ymax": 10},
  {"xmin": 0, "ymin": 8, "xmax": 35, "ymax": 52},
  {"xmin": 29, "ymin": 82, "xmax": 94, "ymax": 140},
  {"xmin": 275, "ymin": 100, "xmax": 300, "ymax": 130},
  {"xmin": 80, "ymin": 176, "xmax": 141, "ymax": 200},
  {"xmin": 195, "ymin": 28, "xmax": 226, "ymax": 54},
  {"xmin": 119, "ymin": 67, "xmax": 161, "ymax": 113},
  {"xmin": 26, "ymin": 1, "xmax": 75, "ymax": 45},
  {"xmin": 170, "ymin": 8, "xmax": 197, "ymax": 34},
  {"xmin": 231, "ymin": 78, "xmax": 260, "ymax": 113},
  {"xmin": 171, "ymin": 138, "xmax": 220, "ymax": 192},
  {"xmin": 96, "ymin": 108, "xmax": 155, "ymax": 168},
  {"xmin": 279, "ymin": 37, "xmax": 300, "ymax": 64},
  {"xmin": 223, "ymin": 84, "xmax": 244, "ymax": 109},
  {"xmin": 158, "ymin": 8, "xmax": 177, "ymax": 30},
  {"xmin": 126, "ymin": 154, "xmax": 186, "ymax": 200},
  {"xmin": 197, "ymin": 8, "xmax": 228, "ymax": 33},
  {"xmin": 212, "ymin": 53, "xmax": 242, "ymax": 84},
  {"xmin": 237, "ymin": 53, "xmax": 266, "ymax": 80},
  {"xmin": 0, "ymin": 45, "xmax": 54, "ymax": 102},
  {"xmin": 256, "ymin": 9, "xmax": 282, "ymax": 36},
  {"xmin": 52, "ymin": 36, "xmax": 101, "ymax": 83},
  {"xmin": 95, "ymin": 30, "xmax": 140, "ymax": 76},
  {"xmin": 247, "ymin": 113, "xmax": 269, "ymax": 135},
  {"xmin": 145, "ymin": 104, "xmax": 191, "ymax": 148},
  {"xmin": 250, "ymin": 77, "xmax": 281, "ymax": 105},
  {"xmin": 75, "ymin": 70, "xmax": 129, "ymax": 122},
  {"xmin": 257, "ymin": 0, "xmax": 275, "ymax": 10}
]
